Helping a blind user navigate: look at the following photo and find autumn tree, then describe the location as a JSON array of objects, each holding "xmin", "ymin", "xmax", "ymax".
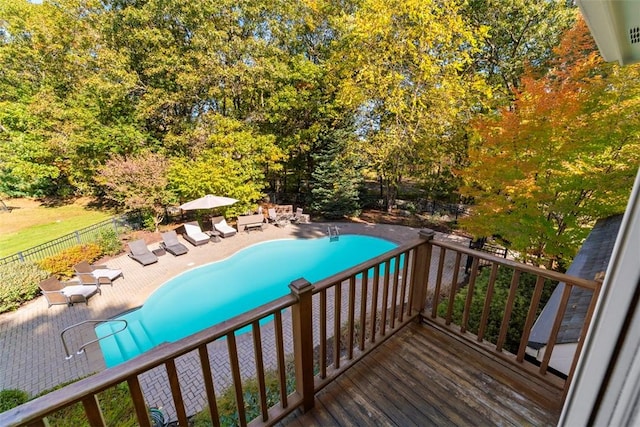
[
  {"xmin": 98, "ymin": 152, "xmax": 174, "ymax": 231},
  {"xmin": 460, "ymin": 18, "xmax": 640, "ymax": 265}
]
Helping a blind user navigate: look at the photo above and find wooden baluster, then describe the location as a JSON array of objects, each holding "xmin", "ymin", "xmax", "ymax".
[
  {"xmin": 347, "ymin": 276, "xmax": 356, "ymax": 360},
  {"xmin": 289, "ymin": 278, "xmax": 315, "ymax": 412},
  {"xmin": 252, "ymin": 321, "xmax": 269, "ymax": 421},
  {"xmin": 390, "ymin": 255, "xmax": 401, "ymax": 329},
  {"xmin": 431, "ymin": 247, "xmax": 446, "ymax": 318},
  {"xmin": 461, "ymin": 256, "xmax": 480, "ymax": 334},
  {"xmin": 369, "ymin": 264, "xmax": 380, "ymax": 344},
  {"xmin": 273, "ymin": 311, "xmax": 288, "ymax": 408},
  {"xmin": 496, "ymin": 270, "xmax": 521, "ymax": 352},
  {"xmin": 380, "ymin": 260, "xmax": 391, "ymax": 336},
  {"xmin": 198, "ymin": 345, "xmax": 220, "ymax": 427},
  {"xmin": 333, "ymin": 281, "xmax": 342, "ymax": 369},
  {"xmin": 399, "ymin": 251, "xmax": 409, "ymax": 322},
  {"xmin": 445, "ymin": 252, "xmax": 462, "ymax": 325},
  {"xmin": 165, "ymin": 359, "xmax": 188, "ymax": 426},
  {"xmin": 82, "ymin": 395, "xmax": 106, "ymax": 427},
  {"xmin": 517, "ymin": 276, "xmax": 546, "ymax": 362},
  {"xmin": 406, "ymin": 250, "xmax": 416, "ymax": 318},
  {"xmin": 540, "ymin": 283, "xmax": 572, "ymax": 374},
  {"xmin": 127, "ymin": 376, "xmax": 151, "ymax": 427},
  {"xmin": 320, "ymin": 289, "xmax": 327, "ymax": 378},
  {"xmin": 563, "ymin": 277, "xmax": 603, "ymax": 400},
  {"xmin": 227, "ymin": 332, "xmax": 247, "ymax": 426},
  {"xmin": 359, "ymin": 269, "xmax": 369, "ymax": 351},
  {"xmin": 478, "ymin": 263, "xmax": 499, "ymax": 342}
]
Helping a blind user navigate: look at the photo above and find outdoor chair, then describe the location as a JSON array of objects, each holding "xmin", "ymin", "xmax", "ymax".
[
  {"xmin": 181, "ymin": 221, "xmax": 210, "ymax": 246},
  {"xmin": 75, "ymin": 272, "xmax": 111, "ymax": 293},
  {"xmin": 291, "ymin": 207, "xmax": 304, "ymax": 223},
  {"xmin": 127, "ymin": 239, "xmax": 159, "ymax": 265},
  {"xmin": 160, "ymin": 230, "xmax": 189, "ymax": 256},
  {"xmin": 212, "ymin": 216, "xmax": 237, "ymax": 238},
  {"xmin": 267, "ymin": 208, "xmax": 277, "ymax": 223},
  {"xmin": 39, "ymin": 276, "xmax": 99, "ymax": 308},
  {"xmin": 73, "ymin": 260, "xmax": 123, "ymax": 285}
]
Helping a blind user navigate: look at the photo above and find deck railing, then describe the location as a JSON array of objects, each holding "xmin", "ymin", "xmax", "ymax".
[
  {"xmin": 0, "ymin": 229, "xmax": 600, "ymax": 426},
  {"xmin": 421, "ymin": 238, "xmax": 602, "ymax": 399}
]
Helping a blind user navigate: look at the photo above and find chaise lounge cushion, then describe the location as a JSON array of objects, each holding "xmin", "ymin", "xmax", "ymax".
[
  {"xmin": 182, "ymin": 221, "xmax": 210, "ymax": 246},
  {"xmin": 74, "ymin": 260, "xmax": 123, "ymax": 284},
  {"xmin": 212, "ymin": 216, "xmax": 237, "ymax": 237},
  {"xmin": 39, "ymin": 276, "xmax": 99, "ymax": 307},
  {"xmin": 160, "ymin": 230, "xmax": 189, "ymax": 255},
  {"xmin": 127, "ymin": 239, "xmax": 159, "ymax": 266}
]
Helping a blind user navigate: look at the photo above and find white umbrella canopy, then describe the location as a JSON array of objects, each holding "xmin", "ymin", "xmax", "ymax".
[{"xmin": 179, "ymin": 194, "xmax": 238, "ymax": 211}]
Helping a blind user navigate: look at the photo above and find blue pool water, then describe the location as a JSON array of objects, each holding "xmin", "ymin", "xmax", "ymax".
[{"xmin": 96, "ymin": 235, "xmax": 397, "ymax": 367}]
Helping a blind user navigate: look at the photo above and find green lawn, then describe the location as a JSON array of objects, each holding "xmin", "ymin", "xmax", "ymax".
[{"xmin": 0, "ymin": 199, "xmax": 113, "ymax": 257}]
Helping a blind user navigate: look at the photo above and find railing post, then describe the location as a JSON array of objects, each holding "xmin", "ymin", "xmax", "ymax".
[
  {"xmin": 410, "ymin": 229, "xmax": 435, "ymax": 317},
  {"xmin": 289, "ymin": 278, "xmax": 315, "ymax": 412}
]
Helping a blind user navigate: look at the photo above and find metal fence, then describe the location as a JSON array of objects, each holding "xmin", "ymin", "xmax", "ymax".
[{"xmin": 0, "ymin": 216, "xmax": 130, "ymax": 267}]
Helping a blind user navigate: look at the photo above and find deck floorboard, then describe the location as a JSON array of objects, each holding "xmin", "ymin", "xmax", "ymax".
[{"xmin": 282, "ymin": 321, "xmax": 562, "ymax": 426}]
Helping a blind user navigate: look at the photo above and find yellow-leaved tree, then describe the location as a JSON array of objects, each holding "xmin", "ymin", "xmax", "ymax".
[
  {"xmin": 460, "ymin": 17, "xmax": 640, "ymax": 266},
  {"xmin": 332, "ymin": 0, "xmax": 489, "ymax": 210}
]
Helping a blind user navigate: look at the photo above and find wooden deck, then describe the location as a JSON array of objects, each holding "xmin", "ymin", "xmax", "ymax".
[{"xmin": 281, "ymin": 321, "xmax": 563, "ymax": 426}]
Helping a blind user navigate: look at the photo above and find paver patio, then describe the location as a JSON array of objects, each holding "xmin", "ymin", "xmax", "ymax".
[{"xmin": 0, "ymin": 221, "xmax": 469, "ymax": 419}]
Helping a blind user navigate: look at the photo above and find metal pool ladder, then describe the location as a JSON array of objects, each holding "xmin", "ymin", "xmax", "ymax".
[
  {"xmin": 60, "ymin": 319, "xmax": 128, "ymax": 359},
  {"xmin": 327, "ymin": 225, "xmax": 340, "ymax": 241}
]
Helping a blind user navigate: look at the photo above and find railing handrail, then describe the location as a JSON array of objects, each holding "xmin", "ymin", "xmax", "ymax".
[
  {"xmin": 312, "ymin": 238, "xmax": 420, "ymax": 292},
  {"xmin": 432, "ymin": 239, "xmax": 600, "ymax": 290},
  {"xmin": 61, "ymin": 319, "xmax": 129, "ymax": 359}
]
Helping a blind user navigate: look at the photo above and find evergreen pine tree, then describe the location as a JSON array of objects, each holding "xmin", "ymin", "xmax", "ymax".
[{"xmin": 310, "ymin": 129, "xmax": 363, "ymax": 219}]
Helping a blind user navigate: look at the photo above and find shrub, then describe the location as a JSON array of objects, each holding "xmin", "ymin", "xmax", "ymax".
[
  {"xmin": 38, "ymin": 243, "xmax": 102, "ymax": 279},
  {"xmin": 437, "ymin": 266, "xmax": 556, "ymax": 354},
  {"xmin": 96, "ymin": 228, "xmax": 122, "ymax": 256},
  {"xmin": 36, "ymin": 381, "xmax": 138, "ymax": 426},
  {"xmin": 0, "ymin": 388, "xmax": 30, "ymax": 412},
  {"xmin": 191, "ymin": 363, "xmax": 296, "ymax": 426},
  {"xmin": 0, "ymin": 262, "xmax": 49, "ymax": 313}
]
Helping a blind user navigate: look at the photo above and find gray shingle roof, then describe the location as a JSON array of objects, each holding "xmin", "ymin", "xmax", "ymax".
[{"xmin": 528, "ymin": 214, "xmax": 623, "ymax": 348}]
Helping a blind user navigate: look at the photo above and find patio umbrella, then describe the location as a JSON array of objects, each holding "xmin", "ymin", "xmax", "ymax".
[{"xmin": 179, "ymin": 194, "xmax": 238, "ymax": 211}]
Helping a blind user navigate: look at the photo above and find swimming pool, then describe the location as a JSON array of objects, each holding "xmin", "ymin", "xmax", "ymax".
[{"xmin": 96, "ymin": 234, "xmax": 398, "ymax": 367}]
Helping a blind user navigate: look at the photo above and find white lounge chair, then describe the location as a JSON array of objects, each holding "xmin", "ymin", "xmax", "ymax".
[
  {"xmin": 212, "ymin": 216, "xmax": 237, "ymax": 238},
  {"xmin": 74, "ymin": 260, "xmax": 124, "ymax": 285},
  {"xmin": 182, "ymin": 221, "xmax": 210, "ymax": 246},
  {"xmin": 39, "ymin": 276, "xmax": 99, "ymax": 307},
  {"xmin": 291, "ymin": 207, "xmax": 304, "ymax": 223},
  {"xmin": 267, "ymin": 208, "xmax": 277, "ymax": 223}
]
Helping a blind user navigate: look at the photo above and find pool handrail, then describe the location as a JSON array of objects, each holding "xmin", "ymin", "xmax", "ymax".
[{"xmin": 60, "ymin": 319, "xmax": 128, "ymax": 359}]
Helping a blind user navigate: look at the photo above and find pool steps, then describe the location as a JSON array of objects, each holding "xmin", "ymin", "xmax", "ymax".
[{"xmin": 97, "ymin": 318, "xmax": 155, "ymax": 368}]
